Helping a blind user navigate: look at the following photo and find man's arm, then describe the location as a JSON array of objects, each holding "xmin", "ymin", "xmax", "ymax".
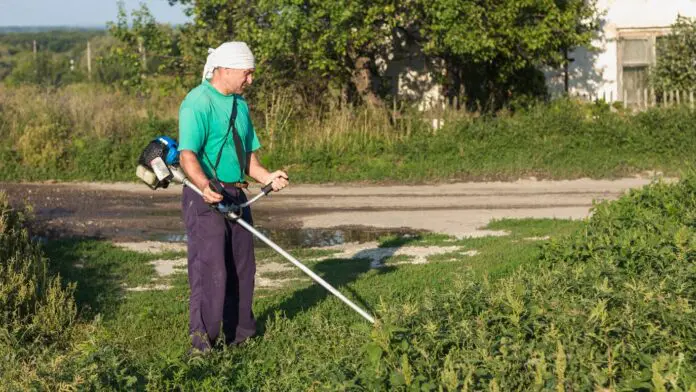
[
  {"xmin": 180, "ymin": 150, "xmax": 223, "ymax": 204},
  {"xmin": 247, "ymin": 152, "xmax": 289, "ymax": 192}
]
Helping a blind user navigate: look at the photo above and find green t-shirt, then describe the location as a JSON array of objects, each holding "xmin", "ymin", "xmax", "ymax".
[{"xmin": 178, "ymin": 80, "xmax": 261, "ymax": 183}]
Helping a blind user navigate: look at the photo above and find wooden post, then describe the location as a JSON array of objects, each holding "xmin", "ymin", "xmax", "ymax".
[
  {"xmin": 690, "ymin": 91, "xmax": 694, "ymax": 109},
  {"xmin": 676, "ymin": 90, "xmax": 681, "ymax": 106},
  {"xmin": 32, "ymin": 40, "xmax": 38, "ymax": 78},
  {"xmin": 138, "ymin": 37, "xmax": 147, "ymax": 71},
  {"xmin": 650, "ymin": 88, "xmax": 655, "ymax": 107},
  {"xmin": 87, "ymin": 41, "xmax": 92, "ymax": 81},
  {"xmin": 643, "ymin": 88, "xmax": 648, "ymax": 110},
  {"xmin": 623, "ymin": 89, "xmax": 627, "ymax": 109}
]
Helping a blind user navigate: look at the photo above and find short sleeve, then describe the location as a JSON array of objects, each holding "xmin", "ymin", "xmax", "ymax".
[
  {"xmin": 246, "ymin": 121, "xmax": 261, "ymax": 152},
  {"xmin": 178, "ymin": 105, "xmax": 207, "ymax": 153}
]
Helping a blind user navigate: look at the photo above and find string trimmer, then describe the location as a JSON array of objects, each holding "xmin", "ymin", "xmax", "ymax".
[{"xmin": 135, "ymin": 136, "xmax": 375, "ymax": 324}]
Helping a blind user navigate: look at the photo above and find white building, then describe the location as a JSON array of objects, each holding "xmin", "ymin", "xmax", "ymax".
[{"xmin": 546, "ymin": 0, "xmax": 696, "ymax": 104}]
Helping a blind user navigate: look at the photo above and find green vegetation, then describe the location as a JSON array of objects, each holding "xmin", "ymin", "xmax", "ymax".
[
  {"xmin": 2, "ymin": 1, "xmax": 598, "ymax": 108},
  {"xmin": 0, "ymin": 192, "xmax": 77, "ymax": 383},
  {"xmin": 117, "ymin": 0, "xmax": 598, "ymax": 107},
  {"xmin": 1, "ymin": 84, "xmax": 694, "ymax": 183},
  {"xmin": 4, "ymin": 173, "xmax": 696, "ymax": 389},
  {"xmin": 0, "ymin": 29, "xmax": 104, "ymax": 84},
  {"xmin": 652, "ymin": 16, "xmax": 696, "ymax": 92},
  {"xmin": 0, "ymin": 208, "xmax": 580, "ymax": 389}
]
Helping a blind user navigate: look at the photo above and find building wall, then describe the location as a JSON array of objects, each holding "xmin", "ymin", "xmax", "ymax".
[
  {"xmin": 377, "ymin": 29, "xmax": 445, "ymax": 110},
  {"xmin": 546, "ymin": 0, "xmax": 696, "ymax": 101}
]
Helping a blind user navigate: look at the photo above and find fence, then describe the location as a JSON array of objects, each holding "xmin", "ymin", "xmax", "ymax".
[{"xmin": 623, "ymin": 89, "xmax": 695, "ymax": 110}]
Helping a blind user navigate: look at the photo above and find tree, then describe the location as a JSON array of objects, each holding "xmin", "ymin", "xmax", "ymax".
[
  {"xmin": 652, "ymin": 16, "xmax": 696, "ymax": 92},
  {"xmin": 163, "ymin": 0, "xmax": 598, "ymax": 108},
  {"xmin": 169, "ymin": 0, "xmax": 399, "ymax": 104},
  {"xmin": 101, "ymin": 1, "xmax": 179, "ymax": 90},
  {"xmin": 415, "ymin": 0, "xmax": 599, "ymax": 109},
  {"xmin": 5, "ymin": 51, "xmax": 82, "ymax": 87}
]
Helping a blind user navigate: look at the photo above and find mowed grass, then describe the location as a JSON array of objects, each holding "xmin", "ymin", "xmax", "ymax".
[{"xmin": 41, "ymin": 218, "xmax": 582, "ymax": 390}]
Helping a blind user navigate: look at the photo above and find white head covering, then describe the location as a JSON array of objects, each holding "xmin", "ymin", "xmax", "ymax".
[{"xmin": 202, "ymin": 41, "xmax": 255, "ymax": 81}]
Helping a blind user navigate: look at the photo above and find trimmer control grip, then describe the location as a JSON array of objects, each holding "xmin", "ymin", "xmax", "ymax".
[{"xmin": 261, "ymin": 183, "xmax": 274, "ymax": 195}]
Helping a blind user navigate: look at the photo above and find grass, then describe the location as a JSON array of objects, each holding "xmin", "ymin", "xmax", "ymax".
[
  {"xmin": 26, "ymin": 218, "xmax": 581, "ymax": 390},
  {"xmin": 5, "ymin": 175, "xmax": 696, "ymax": 389},
  {"xmin": 1, "ymin": 83, "xmax": 696, "ymax": 183},
  {"xmin": 43, "ymin": 240, "xmax": 185, "ymax": 319}
]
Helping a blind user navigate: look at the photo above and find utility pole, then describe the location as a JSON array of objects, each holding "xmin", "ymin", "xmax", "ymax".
[
  {"xmin": 87, "ymin": 41, "xmax": 92, "ymax": 81},
  {"xmin": 33, "ymin": 40, "xmax": 38, "ymax": 80}
]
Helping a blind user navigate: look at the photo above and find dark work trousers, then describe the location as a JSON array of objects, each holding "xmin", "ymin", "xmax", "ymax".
[{"xmin": 182, "ymin": 184, "xmax": 256, "ymax": 351}]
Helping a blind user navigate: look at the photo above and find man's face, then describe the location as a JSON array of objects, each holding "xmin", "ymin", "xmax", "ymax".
[{"xmin": 219, "ymin": 68, "xmax": 254, "ymax": 93}]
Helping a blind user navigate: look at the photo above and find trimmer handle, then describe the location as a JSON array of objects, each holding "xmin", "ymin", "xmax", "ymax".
[
  {"xmin": 261, "ymin": 183, "xmax": 274, "ymax": 195},
  {"xmin": 261, "ymin": 175, "xmax": 289, "ymax": 195}
]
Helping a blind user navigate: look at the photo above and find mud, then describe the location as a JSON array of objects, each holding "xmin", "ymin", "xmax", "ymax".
[{"xmin": 0, "ymin": 177, "xmax": 657, "ymax": 242}]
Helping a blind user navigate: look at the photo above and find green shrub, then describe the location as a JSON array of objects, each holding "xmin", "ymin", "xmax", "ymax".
[
  {"xmin": 16, "ymin": 121, "xmax": 69, "ymax": 167},
  {"xmin": 0, "ymin": 192, "xmax": 77, "ymax": 343},
  {"xmin": 1, "ymin": 84, "xmax": 696, "ymax": 183},
  {"xmin": 349, "ymin": 174, "xmax": 696, "ymax": 390}
]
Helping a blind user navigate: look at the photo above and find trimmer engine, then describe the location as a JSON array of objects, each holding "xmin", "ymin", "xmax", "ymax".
[{"xmin": 136, "ymin": 136, "xmax": 180, "ymax": 190}]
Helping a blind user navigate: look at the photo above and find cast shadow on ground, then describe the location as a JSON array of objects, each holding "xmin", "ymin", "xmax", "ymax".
[
  {"xmin": 256, "ymin": 235, "xmax": 424, "ymax": 334},
  {"xmin": 43, "ymin": 237, "xmax": 135, "ymax": 320}
]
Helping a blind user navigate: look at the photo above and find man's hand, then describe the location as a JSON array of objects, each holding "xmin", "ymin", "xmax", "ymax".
[
  {"xmin": 263, "ymin": 170, "xmax": 289, "ymax": 192},
  {"xmin": 203, "ymin": 181, "xmax": 224, "ymax": 204},
  {"xmin": 180, "ymin": 150, "xmax": 223, "ymax": 204}
]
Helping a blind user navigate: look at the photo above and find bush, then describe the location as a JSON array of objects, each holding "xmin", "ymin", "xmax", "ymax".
[
  {"xmin": 1, "ymin": 84, "xmax": 696, "ymax": 183},
  {"xmin": 0, "ymin": 192, "xmax": 77, "ymax": 343},
  {"xmin": 16, "ymin": 121, "xmax": 69, "ymax": 167},
  {"xmin": 352, "ymin": 173, "xmax": 696, "ymax": 390}
]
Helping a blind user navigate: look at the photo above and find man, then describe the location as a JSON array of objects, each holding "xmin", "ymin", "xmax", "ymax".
[{"xmin": 178, "ymin": 41, "xmax": 289, "ymax": 352}]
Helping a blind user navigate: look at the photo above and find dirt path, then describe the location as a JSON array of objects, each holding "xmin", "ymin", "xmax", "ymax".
[{"xmin": 0, "ymin": 177, "xmax": 657, "ymax": 240}]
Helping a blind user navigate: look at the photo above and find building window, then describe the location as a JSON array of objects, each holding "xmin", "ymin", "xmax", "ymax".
[
  {"xmin": 617, "ymin": 29, "xmax": 670, "ymax": 105},
  {"xmin": 619, "ymin": 39, "xmax": 651, "ymax": 104}
]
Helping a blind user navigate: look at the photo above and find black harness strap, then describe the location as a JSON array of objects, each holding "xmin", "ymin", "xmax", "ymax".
[{"xmin": 205, "ymin": 96, "xmax": 248, "ymax": 184}]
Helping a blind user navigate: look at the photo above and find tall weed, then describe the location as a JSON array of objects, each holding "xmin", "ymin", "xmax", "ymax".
[
  {"xmin": 2, "ymin": 84, "xmax": 695, "ymax": 182},
  {"xmin": 352, "ymin": 173, "xmax": 696, "ymax": 390},
  {"xmin": 0, "ymin": 192, "xmax": 76, "ymax": 343}
]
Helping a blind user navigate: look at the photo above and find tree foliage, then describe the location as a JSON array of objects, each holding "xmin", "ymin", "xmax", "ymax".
[
  {"xmin": 1, "ymin": 0, "xmax": 600, "ymax": 108},
  {"xmin": 5, "ymin": 51, "xmax": 85, "ymax": 87},
  {"xmin": 652, "ymin": 16, "xmax": 696, "ymax": 92},
  {"xmin": 417, "ymin": 0, "xmax": 599, "ymax": 108},
  {"xmin": 166, "ymin": 0, "xmax": 598, "ymax": 107},
  {"xmin": 99, "ymin": 1, "xmax": 180, "ymax": 91}
]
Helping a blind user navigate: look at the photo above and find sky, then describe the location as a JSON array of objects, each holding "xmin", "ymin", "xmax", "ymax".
[{"xmin": 0, "ymin": 0, "xmax": 190, "ymax": 27}]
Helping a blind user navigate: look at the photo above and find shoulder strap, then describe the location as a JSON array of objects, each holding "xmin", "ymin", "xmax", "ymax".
[
  {"xmin": 230, "ymin": 100, "xmax": 247, "ymax": 177},
  {"xmin": 207, "ymin": 96, "xmax": 247, "ymax": 181}
]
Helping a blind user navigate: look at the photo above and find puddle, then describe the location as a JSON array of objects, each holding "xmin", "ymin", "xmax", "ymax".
[{"xmin": 153, "ymin": 226, "xmax": 422, "ymax": 248}]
